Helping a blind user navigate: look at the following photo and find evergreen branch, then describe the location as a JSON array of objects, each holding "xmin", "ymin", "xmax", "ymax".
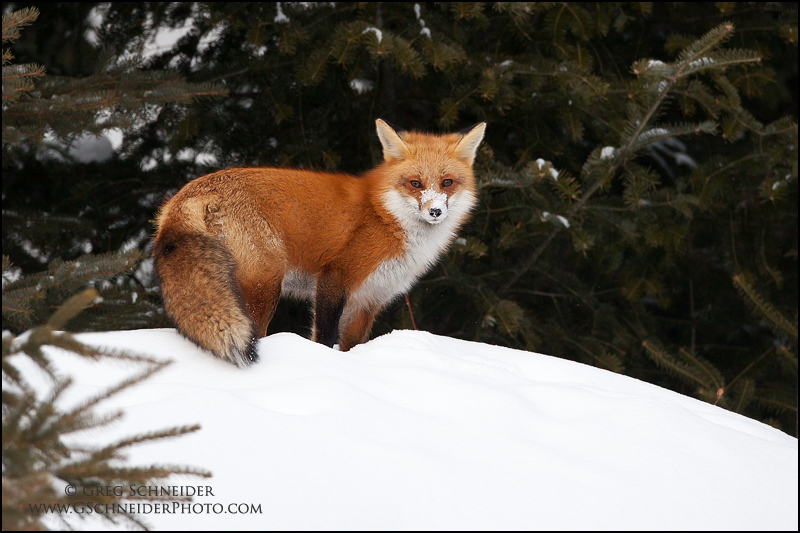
[
  {"xmin": 3, "ymin": 31, "xmax": 227, "ymax": 147},
  {"xmin": 675, "ymin": 21, "xmax": 736, "ymax": 67},
  {"xmin": 691, "ymin": 153, "xmax": 762, "ymax": 207},
  {"xmin": 3, "ymin": 296, "xmax": 208, "ymax": 530},
  {"xmin": 100, "ymin": 425, "xmax": 203, "ymax": 454},
  {"xmin": 775, "ymin": 345, "xmax": 798, "ymax": 377},
  {"xmin": 727, "ymin": 347, "xmax": 774, "ymax": 390},
  {"xmin": 55, "ymin": 360, "xmax": 171, "ymax": 435},
  {"xmin": 2, "ymin": 7, "xmax": 39, "ymax": 43},
  {"xmin": 753, "ymin": 390, "xmax": 798, "ymax": 415},
  {"xmin": 547, "ymin": 171, "xmax": 582, "ymax": 202},
  {"xmin": 499, "ymin": 22, "xmax": 763, "ymax": 296},
  {"xmin": 501, "ymin": 71, "xmax": 672, "ymax": 294},
  {"xmin": 642, "ymin": 340, "xmax": 720, "ymax": 394},
  {"xmin": 565, "ymin": 337, "xmax": 625, "ymax": 373},
  {"xmin": 45, "ymin": 289, "xmax": 100, "ymax": 331},
  {"xmin": 557, "ymin": 4, "xmax": 591, "ymax": 41},
  {"xmin": 733, "ymin": 273, "xmax": 798, "ymax": 340},
  {"xmin": 679, "ymin": 49, "xmax": 761, "ymax": 78},
  {"xmin": 1, "ymin": 58, "xmax": 45, "ymax": 107},
  {"xmin": 628, "ymin": 121, "xmax": 717, "ymax": 153},
  {"xmin": 761, "ymin": 115, "xmax": 797, "ymax": 136},
  {"xmin": 490, "ymin": 299, "xmax": 525, "ymax": 335},
  {"xmin": 1, "ymin": 64, "xmax": 46, "ymax": 93},
  {"xmin": 733, "ymin": 379, "xmax": 755, "ymax": 413},
  {"xmin": 2, "ymin": 250, "xmax": 145, "ymax": 332},
  {"xmin": 297, "ymin": 47, "xmax": 330, "ymax": 85},
  {"xmin": 622, "ymin": 26, "xmax": 753, "ymax": 157},
  {"xmin": 94, "ymin": 464, "xmax": 211, "ymax": 480},
  {"xmin": 676, "ymin": 79, "xmax": 720, "ymax": 117},
  {"xmin": 0, "ymin": 286, "xmax": 42, "ymax": 327},
  {"xmin": 498, "ymin": 226, "xmax": 563, "ymax": 295},
  {"xmin": 677, "ymin": 347, "xmax": 724, "ymax": 390}
]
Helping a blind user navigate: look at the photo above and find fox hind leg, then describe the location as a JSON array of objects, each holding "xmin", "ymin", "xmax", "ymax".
[{"xmin": 239, "ymin": 272, "xmax": 283, "ymax": 338}]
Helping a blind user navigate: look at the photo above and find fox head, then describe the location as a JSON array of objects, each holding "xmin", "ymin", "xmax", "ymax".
[{"xmin": 376, "ymin": 119, "xmax": 485, "ymax": 228}]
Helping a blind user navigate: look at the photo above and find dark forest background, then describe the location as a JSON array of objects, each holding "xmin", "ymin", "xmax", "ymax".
[{"xmin": 3, "ymin": 2, "xmax": 797, "ymax": 436}]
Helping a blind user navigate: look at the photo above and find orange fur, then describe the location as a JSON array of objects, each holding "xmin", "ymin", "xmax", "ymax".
[{"xmin": 152, "ymin": 119, "xmax": 485, "ymax": 366}]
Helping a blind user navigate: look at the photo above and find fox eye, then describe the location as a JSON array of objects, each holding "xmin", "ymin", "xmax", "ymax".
[
  {"xmin": 442, "ymin": 179, "xmax": 453, "ymax": 187},
  {"xmin": 409, "ymin": 180, "xmax": 423, "ymax": 189}
]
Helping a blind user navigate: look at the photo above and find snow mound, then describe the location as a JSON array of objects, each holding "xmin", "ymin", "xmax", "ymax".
[{"xmin": 33, "ymin": 329, "xmax": 798, "ymax": 530}]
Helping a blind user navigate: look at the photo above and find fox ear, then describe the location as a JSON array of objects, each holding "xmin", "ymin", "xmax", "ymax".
[
  {"xmin": 376, "ymin": 118, "xmax": 409, "ymax": 162},
  {"xmin": 453, "ymin": 122, "xmax": 486, "ymax": 166}
]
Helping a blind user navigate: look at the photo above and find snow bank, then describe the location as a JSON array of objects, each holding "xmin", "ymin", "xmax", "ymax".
[{"xmin": 29, "ymin": 329, "xmax": 798, "ymax": 530}]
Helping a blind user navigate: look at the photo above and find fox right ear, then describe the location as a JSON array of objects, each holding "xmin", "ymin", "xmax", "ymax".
[{"xmin": 376, "ymin": 119, "xmax": 409, "ymax": 162}]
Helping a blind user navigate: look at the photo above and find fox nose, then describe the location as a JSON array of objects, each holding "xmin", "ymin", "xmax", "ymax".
[{"xmin": 429, "ymin": 207, "xmax": 442, "ymax": 218}]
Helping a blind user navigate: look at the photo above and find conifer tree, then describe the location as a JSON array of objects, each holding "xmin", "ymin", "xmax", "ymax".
[{"xmin": 2, "ymin": 286, "xmax": 209, "ymax": 530}]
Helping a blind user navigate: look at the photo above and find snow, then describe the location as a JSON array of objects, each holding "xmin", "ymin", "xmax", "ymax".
[
  {"xmin": 137, "ymin": 9, "xmax": 197, "ymax": 62},
  {"xmin": 15, "ymin": 328, "xmax": 797, "ymax": 530},
  {"xmin": 2, "ymin": 264, "xmax": 22, "ymax": 287},
  {"xmin": 687, "ymin": 57, "xmax": 716, "ymax": 70},
  {"xmin": 362, "ymin": 27, "xmax": 383, "ymax": 44},
  {"xmin": 195, "ymin": 23, "xmax": 227, "ymax": 57},
  {"xmin": 176, "ymin": 148, "xmax": 218, "ymax": 167},
  {"xmin": 67, "ymin": 133, "xmax": 114, "ymax": 163},
  {"xmin": 274, "ymin": 3, "xmax": 290, "ymax": 24},
  {"xmin": 84, "ymin": 4, "xmax": 110, "ymax": 47},
  {"xmin": 104, "ymin": 129, "xmax": 123, "ymax": 150},
  {"xmin": 110, "ymin": 5, "xmax": 224, "ymax": 71},
  {"xmin": 419, "ymin": 188, "xmax": 447, "ymax": 206},
  {"xmin": 349, "ymin": 78, "xmax": 374, "ymax": 94},
  {"xmin": 414, "ymin": 3, "xmax": 431, "ymax": 39},
  {"xmin": 540, "ymin": 212, "xmax": 570, "ymax": 228},
  {"xmin": 600, "ymin": 146, "xmax": 616, "ymax": 160},
  {"xmin": 637, "ymin": 127, "xmax": 670, "ymax": 143}
]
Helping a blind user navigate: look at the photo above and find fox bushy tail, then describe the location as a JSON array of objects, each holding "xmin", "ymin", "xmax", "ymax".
[{"xmin": 153, "ymin": 229, "xmax": 259, "ymax": 367}]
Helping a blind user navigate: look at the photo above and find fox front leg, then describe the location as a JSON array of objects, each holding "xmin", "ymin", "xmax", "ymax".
[
  {"xmin": 311, "ymin": 270, "xmax": 347, "ymax": 348},
  {"xmin": 338, "ymin": 306, "xmax": 379, "ymax": 352}
]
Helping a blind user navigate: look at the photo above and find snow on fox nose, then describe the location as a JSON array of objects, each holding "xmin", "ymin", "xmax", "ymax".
[{"xmin": 420, "ymin": 188, "xmax": 448, "ymax": 223}]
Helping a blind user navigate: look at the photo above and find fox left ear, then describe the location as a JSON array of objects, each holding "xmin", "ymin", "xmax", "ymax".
[{"xmin": 454, "ymin": 122, "xmax": 486, "ymax": 166}]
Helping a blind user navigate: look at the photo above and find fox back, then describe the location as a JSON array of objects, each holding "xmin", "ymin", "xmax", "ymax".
[{"xmin": 153, "ymin": 119, "xmax": 485, "ymax": 366}]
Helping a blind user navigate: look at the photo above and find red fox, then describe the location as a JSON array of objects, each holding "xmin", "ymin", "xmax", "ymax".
[{"xmin": 152, "ymin": 119, "xmax": 485, "ymax": 366}]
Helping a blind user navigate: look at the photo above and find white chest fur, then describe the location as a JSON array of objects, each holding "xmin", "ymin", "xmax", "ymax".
[{"xmin": 346, "ymin": 188, "xmax": 476, "ymax": 312}]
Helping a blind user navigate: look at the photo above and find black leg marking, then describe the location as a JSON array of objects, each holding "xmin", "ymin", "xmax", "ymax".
[{"xmin": 314, "ymin": 292, "xmax": 346, "ymax": 348}]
